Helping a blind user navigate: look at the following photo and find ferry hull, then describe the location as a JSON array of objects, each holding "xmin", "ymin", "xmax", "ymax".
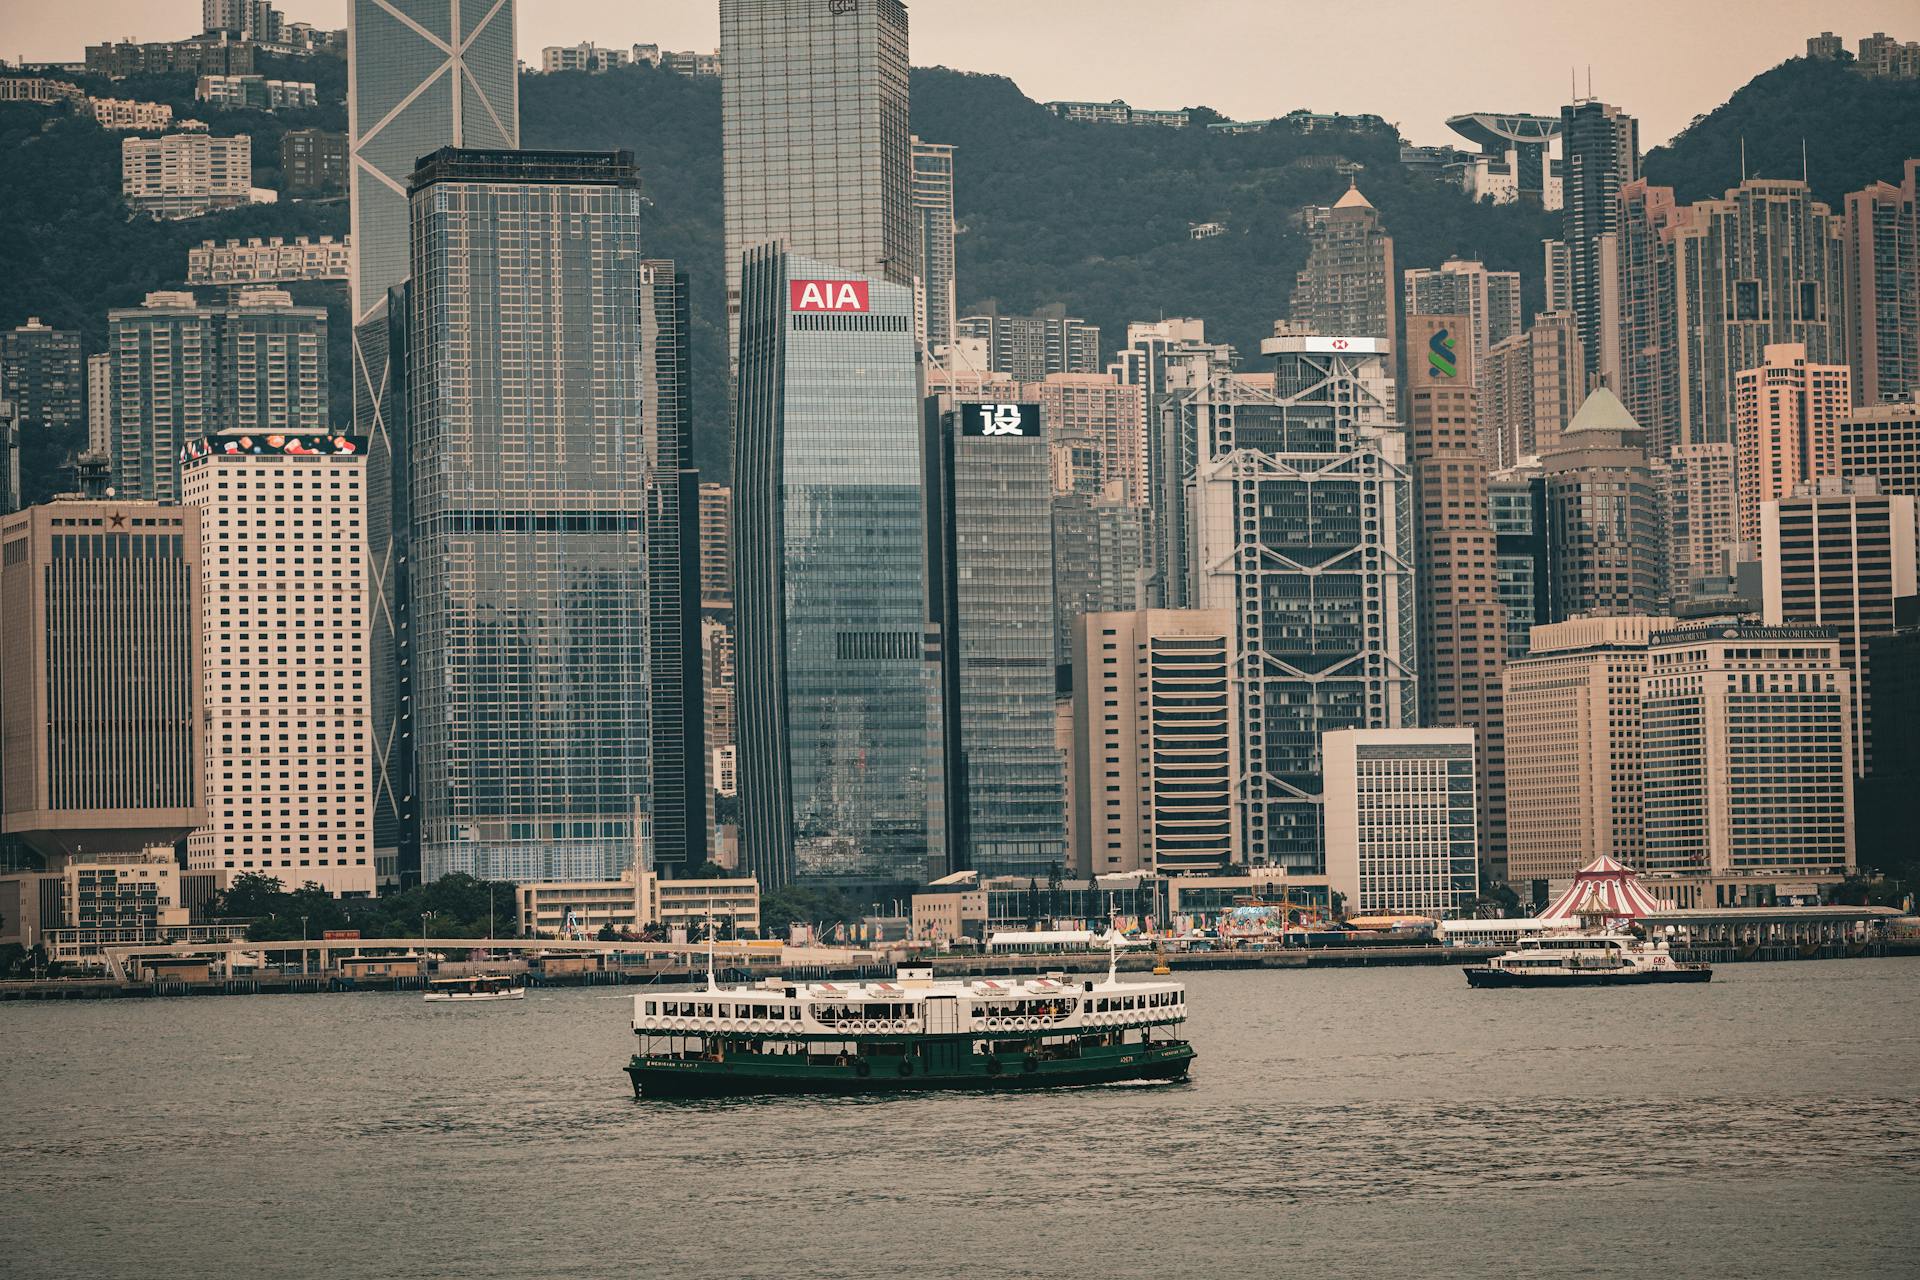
[
  {"xmin": 1463, "ymin": 966, "xmax": 1711, "ymax": 988},
  {"xmin": 627, "ymin": 1041, "xmax": 1194, "ymax": 1099}
]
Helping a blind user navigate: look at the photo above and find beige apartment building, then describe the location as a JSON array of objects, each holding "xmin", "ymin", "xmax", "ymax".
[
  {"xmin": 1660, "ymin": 444, "xmax": 1737, "ymax": 608},
  {"xmin": 1733, "ymin": 343, "xmax": 1850, "ymax": 547},
  {"xmin": 1642, "ymin": 625, "xmax": 1855, "ymax": 904},
  {"xmin": 121, "ymin": 132, "xmax": 252, "ymax": 218},
  {"xmin": 1762, "ymin": 477, "xmax": 1919, "ymax": 771},
  {"xmin": 181, "ymin": 435, "xmax": 376, "ymax": 896},
  {"xmin": 0, "ymin": 499, "xmax": 204, "ymax": 862},
  {"xmin": 1504, "ymin": 616, "xmax": 1676, "ymax": 893},
  {"xmin": 517, "ymin": 867, "xmax": 761, "ymax": 938},
  {"xmin": 1069, "ymin": 609, "xmax": 1239, "ymax": 876}
]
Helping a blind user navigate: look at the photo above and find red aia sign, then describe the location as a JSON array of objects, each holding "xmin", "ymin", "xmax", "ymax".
[{"xmin": 789, "ymin": 279, "xmax": 870, "ymax": 312}]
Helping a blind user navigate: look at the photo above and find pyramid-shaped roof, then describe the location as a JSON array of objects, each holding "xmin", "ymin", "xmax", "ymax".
[
  {"xmin": 1333, "ymin": 183, "xmax": 1373, "ymax": 210},
  {"xmin": 1563, "ymin": 385, "xmax": 1641, "ymax": 435},
  {"xmin": 1538, "ymin": 854, "xmax": 1667, "ymax": 923}
]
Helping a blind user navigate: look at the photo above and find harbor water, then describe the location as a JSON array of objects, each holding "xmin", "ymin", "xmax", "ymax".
[{"xmin": 3, "ymin": 959, "xmax": 1915, "ymax": 1279}]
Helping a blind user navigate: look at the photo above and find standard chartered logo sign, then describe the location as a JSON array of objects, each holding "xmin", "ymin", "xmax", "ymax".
[{"xmin": 1427, "ymin": 327, "xmax": 1458, "ymax": 378}]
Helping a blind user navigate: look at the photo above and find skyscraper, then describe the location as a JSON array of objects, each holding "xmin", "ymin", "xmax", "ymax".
[
  {"xmin": 0, "ymin": 499, "xmax": 203, "ymax": 863},
  {"xmin": 1559, "ymin": 99, "xmax": 1638, "ymax": 382},
  {"xmin": 349, "ymin": 0, "xmax": 518, "ymax": 883},
  {"xmin": 1489, "ymin": 471, "xmax": 1550, "ymax": 660},
  {"xmin": 720, "ymin": 0, "xmax": 913, "ymax": 377},
  {"xmin": 1, "ymin": 320, "xmax": 84, "ymax": 443},
  {"xmin": 1762, "ymin": 477, "xmax": 1919, "ymax": 772},
  {"xmin": 181, "ymin": 433, "xmax": 375, "ymax": 896},
  {"xmin": 1188, "ymin": 339, "xmax": 1416, "ymax": 873},
  {"xmin": 348, "ymin": 0, "xmax": 516, "ymax": 344},
  {"xmin": 733, "ymin": 247, "xmax": 941, "ymax": 889},
  {"xmin": 1289, "ymin": 185, "xmax": 1397, "ymax": 344},
  {"xmin": 107, "ymin": 288, "xmax": 327, "ymax": 503},
  {"xmin": 1672, "ymin": 180, "xmax": 1847, "ymax": 449},
  {"xmin": 928, "ymin": 397, "xmax": 1067, "ymax": 878},
  {"xmin": 1109, "ymin": 318, "xmax": 1233, "ymax": 610},
  {"xmin": 1322, "ymin": 728, "xmax": 1480, "ymax": 919},
  {"xmin": 911, "ymin": 136, "xmax": 957, "ymax": 357},
  {"xmin": 1403, "ymin": 312, "xmax": 1508, "ymax": 885},
  {"xmin": 1481, "ymin": 310, "xmax": 1583, "ymax": 467},
  {"xmin": 698, "ymin": 483, "xmax": 734, "ymax": 611},
  {"xmin": 641, "ymin": 260, "xmax": 707, "ymax": 872},
  {"xmin": 1538, "ymin": 387, "xmax": 1664, "ymax": 619},
  {"xmin": 1615, "ymin": 179, "xmax": 1686, "ymax": 453},
  {"xmin": 1840, "ymin": 402, "xmax": 1920, "ymax": 497},
  {"xmin": 1034, "ymin": 373, "xmax": 1146, "ymax": 503},
  {"xmin": 1069, "ymin": 609, "xmax": 1239, "ymax": 876},
  {"xmin": 1843, "ymin": 159, "xmax": 1919, "ymax": 407},
  {"xmin": 407, "ymin": 148, "xmax": 650, "ymax": 885},
  {"xmin": 1403, "ymin": 259, "xmax": 1522, "ymax": 388},
  {"xmin": 1659, "ymin": 443, "xmax": 1738, "ymax": 609},
  {"xmin": 955, "ymin": 305, "xmax": 1101, "ymax": 381},
  {"xmin": 1733, "ymin": 342, "xmax": 1850, "ymax": 546},
  {"xmin": 1504, "ymin": 615, "xmax": 1674, "ymax": 897},
  {"xmin": 1643, "ymin": 625, "xmax": 1855, "ymax": 905},
  {"xmin": 1050, "ymin": 492, "xmax": 1147, "ymax": 666}
]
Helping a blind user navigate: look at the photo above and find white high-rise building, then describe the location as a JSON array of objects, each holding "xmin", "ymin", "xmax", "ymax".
[
  {"xmin": 182, "ymin": 434, "xmax": 377, "ymax": 896},
  {"xmin": 1323, "ymin": 728, "xmax": 1480, "ymax": 920}
]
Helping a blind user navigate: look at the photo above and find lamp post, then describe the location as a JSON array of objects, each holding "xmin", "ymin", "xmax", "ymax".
[{"xmin": 301, "ymin": 915, "xmax": 309, "ymax": 975}]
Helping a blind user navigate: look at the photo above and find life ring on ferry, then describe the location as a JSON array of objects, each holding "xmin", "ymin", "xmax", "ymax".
[
  {"xmin": 1021, "ymin": 1054, "xmax": 1040, "ymax": 1074},
  {"xmin": 985, "ymin": 1056, "xmax": 1003, "ymax": 1076},
  {"xmin": 854, "ymin": 1059, "xmax": 872, "ymax": 1078},
  {"xmin": 890, "ymin": 1020, "xmax": 906, "ymax": 1033},
  {"xmin": 897, "ymin": 1059, "xmax": 914, "ymax": 1077}
]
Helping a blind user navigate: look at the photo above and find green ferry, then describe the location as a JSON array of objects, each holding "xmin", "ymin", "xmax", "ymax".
[{"xmin": 626, "ymin": 964, "xmax": 1194, "ymax": 1097}]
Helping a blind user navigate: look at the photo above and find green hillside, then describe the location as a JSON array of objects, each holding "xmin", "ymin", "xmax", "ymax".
[
  {"xmin": 1643, "ymin": 52, "xmax": 1920, "ymax": 206},
  {"xmin": 9, "ymin": 45, "xmax": 1917, "ymax": 497},
  {"xmin": 523, "ymin": 63, "xmax": 1557, "ymax": 476}
]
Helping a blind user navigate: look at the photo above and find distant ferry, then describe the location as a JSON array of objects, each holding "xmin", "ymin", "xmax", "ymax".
[
  {"xmin": 423, "ymin": 974, "xmax": 526, "ymax": 1002},
  {"xmin": 1465, "ymin": 928, "xmax": 1711, "ymax": 988},
  {"xmin": 626, "ymin": 962, "xmax": 1194, "ymax": 1097}
]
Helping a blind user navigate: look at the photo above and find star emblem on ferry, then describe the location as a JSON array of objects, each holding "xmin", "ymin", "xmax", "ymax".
[{"xmin": 108, "ymin": 511, "xmax": 125, "ymax": 527}]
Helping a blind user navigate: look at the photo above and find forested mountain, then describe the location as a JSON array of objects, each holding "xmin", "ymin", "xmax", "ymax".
[
  {"xmin": 1643, "ymin": 52, "xmax": 1920, "ymax": 206},
  {"xmin": 5, "ymin": 44, "xmax": 1918, "ymax": 495}
]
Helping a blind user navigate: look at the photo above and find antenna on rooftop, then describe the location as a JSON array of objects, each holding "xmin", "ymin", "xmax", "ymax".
[
  {"xmin": 1740, "ymin": 136, "xmax": 1748, "ymax": 183},
  {"xmin": 1801, "ymin": 138, "xmax": 1808, "ymax": 184}
]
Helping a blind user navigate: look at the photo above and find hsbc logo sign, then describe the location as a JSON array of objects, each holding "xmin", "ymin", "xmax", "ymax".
[{"xmin": 789, "ymin": 279, "xmax": 870, "ymax": 312}]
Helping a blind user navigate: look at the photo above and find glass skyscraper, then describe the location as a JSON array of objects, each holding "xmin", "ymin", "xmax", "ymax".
[
  {"xmin": 734, "ymin": 247, "xmax": 941, "ymax": 889},
  {"xmin": 641, "ymin": 260, "xmax": 707, "ymax": 871},
  {"xmin": 349, "ymin": 0, "xmax": 517, "ymax": 882},
  {"xmin": 1188, "ymin": 338, "xmax": 1417, "ymax": 873},
  {"xmin": 928, "ymin": 398, "xmax": 1067, "ymax": 879},
  {"xmin": 720, "ymin": 0, "xmax": 913, "ymax": 379},
  {"xmin": 407, "ymin": 149, "xmax": 649, "ymax": 884}
]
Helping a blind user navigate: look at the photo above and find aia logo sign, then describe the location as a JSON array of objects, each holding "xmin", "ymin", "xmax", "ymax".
[
  {"xmin": 789, "ymin": 279, "xmax": 870, "ymax": 312},
  {"xmin": 1427, "ymin": 327, "xmax": 1458, "ymax": 378}
]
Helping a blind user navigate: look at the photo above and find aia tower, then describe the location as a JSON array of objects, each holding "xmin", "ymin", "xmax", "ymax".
[{"xmin": 733, "ymin": 247, "xmax": 944, "ymax": 891}]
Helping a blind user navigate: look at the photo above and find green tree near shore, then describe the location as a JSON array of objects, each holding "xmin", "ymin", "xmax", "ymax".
[{"xmin": 212, "ymin": 873, "xmax": 518, "ymax": 941}]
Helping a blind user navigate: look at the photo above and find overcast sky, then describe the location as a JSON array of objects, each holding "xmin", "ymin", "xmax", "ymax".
[{"xmin": 8, "ymin": 1, "xmax": 1914, "ymax": 147}]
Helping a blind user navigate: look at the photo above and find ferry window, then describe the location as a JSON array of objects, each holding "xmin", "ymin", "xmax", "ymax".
[
  {"xmin": 698, "ymin": 1003, "xmax": 713, "ymax": 1018},
  {"xmin": 645, "ymin": 1002, "xmax": 657, "ymax": 1015}
]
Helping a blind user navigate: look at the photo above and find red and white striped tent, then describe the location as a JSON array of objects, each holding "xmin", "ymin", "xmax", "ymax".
[{"xmin": 1537, "ymin": 855, "xmax": 1667, "ymax": 924}]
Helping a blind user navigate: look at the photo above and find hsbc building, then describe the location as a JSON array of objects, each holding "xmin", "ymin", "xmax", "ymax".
[{"xmin": 733, "ymin": 246, "xmax": 944, "ymax": 889}]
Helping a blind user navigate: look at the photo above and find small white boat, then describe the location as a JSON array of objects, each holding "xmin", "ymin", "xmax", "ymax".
[{"xmin": 423, "ymin": 974, "xmax": 526, "ymax": 1002}]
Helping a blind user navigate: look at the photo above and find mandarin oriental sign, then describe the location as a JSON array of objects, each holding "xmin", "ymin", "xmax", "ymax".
[{"xmin": 789, "ymin": 279, "xmax": 870, "ymax": 312}]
